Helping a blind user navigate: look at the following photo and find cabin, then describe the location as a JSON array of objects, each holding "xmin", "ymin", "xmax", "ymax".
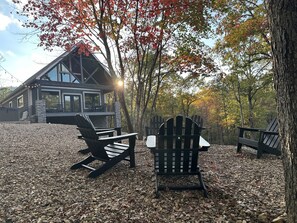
[{"xmin": 0, "ymin": 45, "xmax": 121, "ymax": 128}]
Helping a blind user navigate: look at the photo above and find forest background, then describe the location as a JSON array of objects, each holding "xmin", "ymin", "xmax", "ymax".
[{"xmin": 0, "ymin": 0, "xmax": 275, "ymax": 145}]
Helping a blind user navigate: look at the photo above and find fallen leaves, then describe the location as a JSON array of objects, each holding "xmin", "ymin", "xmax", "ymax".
[{"xmin": 0, "ymin": 123, "xmax": 285, "ymax": 222}]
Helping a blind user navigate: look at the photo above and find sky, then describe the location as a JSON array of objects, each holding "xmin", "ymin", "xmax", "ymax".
[
  {"xmin": 0, "ymin": 0, "xmax": 217, "ymax": 88},
  {"xmin": 0, "ymin": 0, "xmax": 62, "ymax": 87}
]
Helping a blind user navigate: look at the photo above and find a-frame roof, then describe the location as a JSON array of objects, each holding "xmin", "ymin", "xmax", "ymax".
[{"xmin": 0, "ymin": 45, "xmax": 116, "ymax": 104}]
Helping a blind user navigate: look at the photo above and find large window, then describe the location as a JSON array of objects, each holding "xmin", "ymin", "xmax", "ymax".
[
  {"xmin": 41, "ymin": 90, "xmax": 60, "ymax": 111},
  {"xmin": 64, "ymin": 95, "xmax": 81, "ymax": 112},
  {"xmin": 84, "ymin": 92, "xmax": 101, "ymax": 110},
  {"xmin": 41, "ymin": 63, "xmax": 79, "ymax": 83},
  {"xmin": 17, "ymin": 95, "xmax": 24, "ymax": 108}
]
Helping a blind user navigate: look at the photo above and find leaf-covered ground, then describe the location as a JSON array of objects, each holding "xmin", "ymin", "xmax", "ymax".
[{"xmin": 0, "ymin": 123, "xmax": 285, "ymax": 222}]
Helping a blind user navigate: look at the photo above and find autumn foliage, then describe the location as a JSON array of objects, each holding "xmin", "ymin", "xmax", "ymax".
[{"xmin": 14, "ymin": 0, "xmax": 208, "ymax": 57}]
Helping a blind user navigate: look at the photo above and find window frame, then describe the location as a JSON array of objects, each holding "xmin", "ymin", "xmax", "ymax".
[
  {"xmin": 83, "ymin": 92, "xmax": 101, "ymax": 110},
  {"xmin": 41, "ymin": 89, "xmax": 61, "ymax": 111},
  {"xmin": 17, "ymin": 95, "xmax": 24, "ymax": 108}
]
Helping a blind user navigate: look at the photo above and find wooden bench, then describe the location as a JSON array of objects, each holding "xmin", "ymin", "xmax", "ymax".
[{"xmin": 237, "ymin": 118, "xmax": 281, "ymax": 158}]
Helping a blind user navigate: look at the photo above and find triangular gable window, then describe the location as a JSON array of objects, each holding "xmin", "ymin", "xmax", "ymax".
[{"xmin": 41, "ymin": 63, "xmax": 80, "ymax": 83}]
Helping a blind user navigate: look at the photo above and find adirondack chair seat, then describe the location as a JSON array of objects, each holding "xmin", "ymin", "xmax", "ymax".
[
  {"xmin": 149, "ymin": 116, "xmax": 208, "ymax": 198},
  {"xmin": 71, "ymin": 132, "xmax": 138, "ymax": 178},
  {"xmin": 145, "ymin": 115, "xmax": 210, "ymax": 151},
  {"xmin": 237, "ymin": 118, "xmax": 281, "ymax": 158},
  {"xmin": 75, "ymin": 113, "xmax": 121, "ymax": 154}
]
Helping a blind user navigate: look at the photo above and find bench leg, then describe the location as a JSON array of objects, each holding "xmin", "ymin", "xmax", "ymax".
[
  {"xmin": 257, "ymin": 146, "xmax": 263, "ymax": 159},
  {"xmin": 237, "ymin": 143, "xmax": 242, "ymax": 153}
]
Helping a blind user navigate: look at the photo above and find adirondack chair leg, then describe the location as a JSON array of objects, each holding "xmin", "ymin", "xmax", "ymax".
[
  {"xmin": 78, "ymin": 148, "xmax": 90, "ymax": 154},
  {"xmin": 198, "ymin": 171, "xmax": 208, "ymax": 198},
  {"xmin": 155, "ymin": 176, "xmax": 160, "ymax": 198},
  {"xmin": 88, "ymin": 150, "xmax": 131, "ymax": 178},
  {"xmin": 129, "ymin": 137, "xmax": 136, "ymax": 168},
  {"xmin": 71, "ymin": 155, "xmax": 96, "ymax": 170}
]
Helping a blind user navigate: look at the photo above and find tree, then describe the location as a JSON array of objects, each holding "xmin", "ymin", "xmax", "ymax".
[
  {"xmin": 268, "ymin": 1, "xmax": 297, "ymax": 222},
  {"xmin": 13, "ymin": 0, "xmax": 211, "ymax": 133},
  {"xmin": 214, "ymin": 0, "xmax": 274, "ymax": 128},
  {"xmin": 0, "ymin": 87, "xmax": 11, "ymax": 101}
]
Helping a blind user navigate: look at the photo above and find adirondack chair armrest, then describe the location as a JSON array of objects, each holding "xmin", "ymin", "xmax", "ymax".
[
  {"xmin": 98, "ymin": 133, "xmax": 138, "ymax": 145},
  {"xmin": 237, "ymin": 126, "xmax": 263, "ymax": 132},
  {"xmin": 93, "ymin": 127, "xmax": 113, "ymax": 132},
  {"xmin": 95, "ymin": 130, "xmax": 115, "ymax": 137},
  {"xmin": 261, "ymin": 130, "xmax": 279, "ymax": 135},
  {"xmin": 77, "ymin": 128, "xmax": 114, "ymax": 139}
]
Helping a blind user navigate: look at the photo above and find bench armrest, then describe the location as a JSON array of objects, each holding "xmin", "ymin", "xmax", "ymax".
[{"xmin": 237, "ymin": 126, "xmax": 264, "ymax": 132}]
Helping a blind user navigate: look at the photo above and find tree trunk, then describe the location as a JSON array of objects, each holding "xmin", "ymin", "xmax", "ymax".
[
  {"xmin": 118, "ymin": 90, "xmax": 134, "ymax": 133},
  {"xmin": 247, "ymin": 89, "xmax": 254, "ymax": 128},
  {"xmin": 268, "ymin": 1, "xmax": 297, "ymax": 222}
]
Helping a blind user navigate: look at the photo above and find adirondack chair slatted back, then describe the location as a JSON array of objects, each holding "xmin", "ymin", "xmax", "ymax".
[
  {"xmin": 76, "ymin": 114, "xmax": 95, "ymax": 130},
  {"xmin": 76, "ymin": 125, "xmax": 110, "ymax": 160},
  {"xmin": 262, "ymin": 118, "xmax": 280, "ymax": 149},
  {"xmin": 146, "ymin": 115, "xmax": 164, "ymax": 136},
  {"xmin": 156, "ymin": 116, "xmax": 202, "ymax": 174},
  {"xmin": 191, "ymin": 115, "xmax": 203, "ymax": 128}
]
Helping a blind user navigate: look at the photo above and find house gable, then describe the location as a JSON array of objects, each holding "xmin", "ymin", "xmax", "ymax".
[{"xmin": 38, "ymin": 48, "xmax": 114, "ymax": 87}]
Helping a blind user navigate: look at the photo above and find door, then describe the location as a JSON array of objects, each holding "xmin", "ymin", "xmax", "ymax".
[{"xmin": 64, "ymin": 95, "xmax": 81, "ymax": 112}]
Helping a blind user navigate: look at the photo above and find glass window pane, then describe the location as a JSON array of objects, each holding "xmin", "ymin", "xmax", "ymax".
[
  {"xmin": 17, "ymin": 96, "xmax": 24, "ymax": 108},
  {"xmin": 47, "ymin": 67, "xmax": 58, "ymax": 81},
  {"xmin": 61, "ymin": 73, "xmax": 70, "ymax": 82},
  {"xmin": 73, "ymin": 96, "xmax": 81, "ymax": 112},
  {"xmin": 64, "ymin": 95, "xmax": 71, "ymax": 112},
  {"xmin": 84, "ymin": 93, "xmax": 100, "ymax": 109},
  {"xmin": 63, "ymin": 95, "xmax": 81, "ymax": 112},
  {"xmin": 41, "ymin": 91, "xmax": 60, "ymax": 111}
]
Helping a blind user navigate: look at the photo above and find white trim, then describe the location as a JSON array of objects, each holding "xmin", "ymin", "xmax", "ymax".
[
  {"xmin": 17, "ymin": 95, "xmax": 24, "ymax": 108},
  {"xmin": 8, "ymin": 101, "xmax": 12, "ymax": 108}
]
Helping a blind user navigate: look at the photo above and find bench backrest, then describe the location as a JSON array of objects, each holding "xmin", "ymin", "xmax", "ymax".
[
  {"xmin": 263, "ymin": 118, "xmax": 280, "ymax": 149},
  {"xmin": 155, "ymin": 116, "xmax": 202, "ymax": 174}
]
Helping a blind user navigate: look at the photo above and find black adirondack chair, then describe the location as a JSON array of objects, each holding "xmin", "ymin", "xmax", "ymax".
[
  {"xmin": 191, "ymin": 115, "xmax": 204, "ymax": 128},
  {"xmin": 71, "ymin": 125, "xmax": 138, "ymax": 178},
  {"xmin": 145, "ymin": 115, "xmax": 164, "ymax": 137},
  {"xmin": 76, "ymin": 114, "xmax": 121, "ymax": 154},
  {"xmin": 237, "ymin": 118, "xmax": 281, "ymax": 158},
  {"xmin": 152, "ymin": 115, "xmax": 208, "ymax": 197},
  {"xmin": 191, "ymin": 115, "xmax": 210, "ymax": 151}
]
